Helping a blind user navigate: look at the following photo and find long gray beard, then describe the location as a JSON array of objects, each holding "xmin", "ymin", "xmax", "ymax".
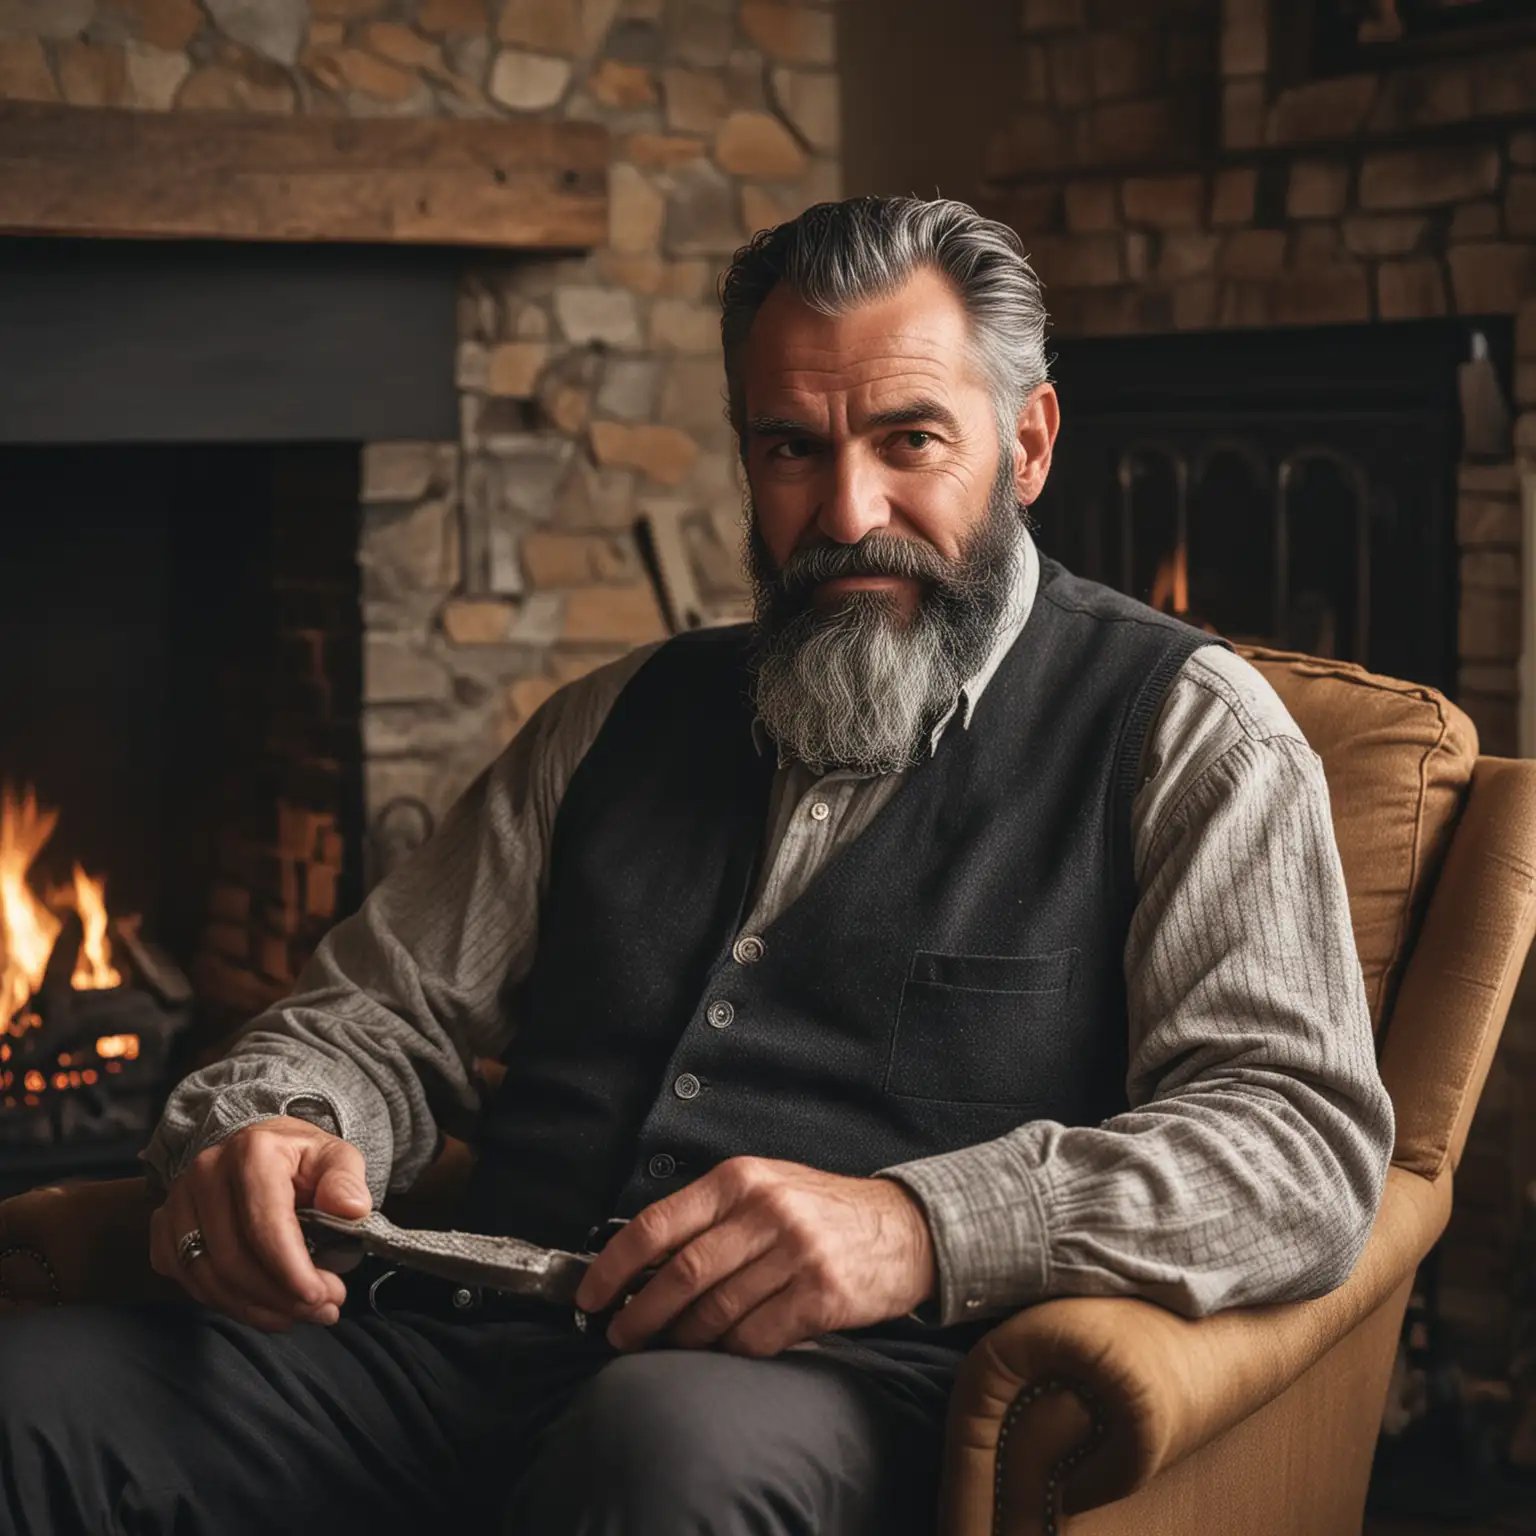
[{"xmin": 747, "ymin": 477, "xmax": 1025, "ymax": 775}]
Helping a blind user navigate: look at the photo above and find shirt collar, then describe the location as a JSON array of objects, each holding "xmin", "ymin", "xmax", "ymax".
[{"xmin": 749, "ymin": 531, "xmax": 1041, "ymax": 767}]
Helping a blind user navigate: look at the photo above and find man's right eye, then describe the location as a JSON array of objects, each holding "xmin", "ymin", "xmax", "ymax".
[{"xmin": 771, "ymin": 438, "xmax": 818, "ymax": 460}]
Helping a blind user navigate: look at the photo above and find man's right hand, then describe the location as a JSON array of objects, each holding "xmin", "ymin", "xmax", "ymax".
[{"xmin": 149, "ymin": 1115, "xmax": 371, "ymax": 1332}]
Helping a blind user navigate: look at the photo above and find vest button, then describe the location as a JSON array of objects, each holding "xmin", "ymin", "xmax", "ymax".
[
  {"xmin": 648, "ymin": 1152, "xmax": 677, "ymax": 1178},
  {"xmin": 732, "ymin": 933, "xmax": 765, "ymax": 965},
  {"xmin": 673, "ymin": 1072, "xmax": 701, "ymax": 1100},
  {"xmin": 451, "ymin": 1287, "xmax": 476, "ymax": 1311},
  {"xmin": 809, "ymin": 800, "xmax": 830, "ymax": 822},
  {"xmin": 706, "ymin": 999, "xmax": 734, "ymax": 1029}
]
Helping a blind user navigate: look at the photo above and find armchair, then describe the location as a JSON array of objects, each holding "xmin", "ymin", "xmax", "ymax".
[{"xmin": 2, "ymin": 649, "xmax": 1533, "ymax": 1536}]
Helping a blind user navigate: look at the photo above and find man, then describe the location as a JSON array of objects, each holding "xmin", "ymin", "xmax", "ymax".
[{"xmin": 0, "ymin": 197, "xmax": 1393, "ymax": 1535}]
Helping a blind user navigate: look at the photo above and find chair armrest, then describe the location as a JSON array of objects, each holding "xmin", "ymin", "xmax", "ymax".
[
  {"xmin": 940, "ymin": 1163, "xmax": 1451, "ymax": 1534},
  {"xmin": 0, "ymin": 1177, "xmax": 175, "ymax": 1308},
  {"xmin": 0, "ymin": 1139, "xmax": 479, "ymax": 1312}
]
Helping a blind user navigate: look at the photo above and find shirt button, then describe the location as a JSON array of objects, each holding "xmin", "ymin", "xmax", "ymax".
[
  {"xmin": 732, "ymin": 934, "xmax": 765, "ymax": 965},
  {"xmin": 809, "ymin": 800, "xmax": 830, "ymax": 822},
  {"xmin": 674, "ymin": 1072, "xmax": 701, "ymax": 1100},
  {"xmin": 706, "ymin": 999, "xmax": 734, "ymax": 1029},
  {"xmin": 452, "ymin": 1287, "xmax": 476, "ymax": 1310},
  {"xmin": 964, "ymin": 1297, "xmax": 983, "ymax": 1311},
  {"xmin": 648, "ymin": 1152, "xmax": 677, "ymax": 1178}
]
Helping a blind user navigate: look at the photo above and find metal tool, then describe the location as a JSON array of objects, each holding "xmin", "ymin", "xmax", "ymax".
[{"xmin": 296, "ymin": 1209, "xmax": 653, "ymax": 1326}]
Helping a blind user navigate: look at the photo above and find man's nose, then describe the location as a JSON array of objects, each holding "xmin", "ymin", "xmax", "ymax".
[{"xmin": 814, "ymin": 448, "xmax": 891, "ymax": 545}]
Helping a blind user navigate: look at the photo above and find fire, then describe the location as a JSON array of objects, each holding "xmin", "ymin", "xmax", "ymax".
[
  {"xmin": 1150, "ymin": 542, "xmax": 1190, "ymax": 616},
  {"xmin": 69, "ymin": 864, "xmax": 121, "ymax": 992},
  {"xmin": 0, "ymin": 785, "xmax": 122, "ymax": 1034},
  {"xmin": 0, "ymin": 788, "xmax": 62, "ymax": 1035}
]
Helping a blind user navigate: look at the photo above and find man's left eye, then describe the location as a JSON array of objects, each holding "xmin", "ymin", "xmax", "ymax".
[{"xmin": 898, "ymin": 431, "xmax": 933, "ymax": 450}]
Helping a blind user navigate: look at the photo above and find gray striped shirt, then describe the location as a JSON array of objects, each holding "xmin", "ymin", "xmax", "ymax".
[{"xmin": 144, "ymin": 534, "xmax": 1395, "ymax": 1328}]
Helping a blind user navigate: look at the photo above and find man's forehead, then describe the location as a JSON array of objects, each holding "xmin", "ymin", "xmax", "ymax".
[{"xmin": 742, "ymin": 268, "xmax": 980, "ymax": 417}]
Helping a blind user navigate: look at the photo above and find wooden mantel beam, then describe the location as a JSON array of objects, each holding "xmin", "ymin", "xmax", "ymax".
[{"xmin": 0, "ymin": 103, "xmax": 608, "ymax": 250}]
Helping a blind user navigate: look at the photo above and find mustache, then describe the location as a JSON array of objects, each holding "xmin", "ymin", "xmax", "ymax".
[{"xmin": 771, "ymin": 533, "xmax": 968, "ymax": 603}]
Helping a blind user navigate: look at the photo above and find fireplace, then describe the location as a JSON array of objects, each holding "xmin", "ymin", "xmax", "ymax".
[
  {"xmin": 0, "ymin": 235, "xmax": 458, "ymax": 1192},
  {"xmin": 0, "ymin": 439, "xmax": 369, "ymax": 1192},
  {"xmin": 1031, "ymin": 317, "xmax": 1496, "ymax": 695}
]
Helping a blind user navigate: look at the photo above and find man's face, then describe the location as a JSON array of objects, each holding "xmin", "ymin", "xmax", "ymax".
[
  {"xmin": 737, "ymin": 266, "xmax": 1059, "ymax": 775},
  {"xmin": 741, "ymin": 266, "xmax": 1057, "ymax": 617}
]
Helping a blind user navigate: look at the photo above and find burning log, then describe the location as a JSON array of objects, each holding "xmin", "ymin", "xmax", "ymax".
[
  {"xmin": 32, "ymin": 906, "xmax": 83, "ymax": 1023},
  {"xmin": 0, "ymin": 941, "xmax": 188, "ymax": 1147},
  {"xmin": 0, "ymin": 785, "xmax": 190, "ymax": 1148},
  {"xmin": 112, "ymin": 915, "xmax": 192, "ymax": 1010}
]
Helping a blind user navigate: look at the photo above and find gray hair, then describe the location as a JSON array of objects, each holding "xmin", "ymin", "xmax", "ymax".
[{"xmin": 719, "ymin": 196, "xmax": 1050, "ymax": 452}]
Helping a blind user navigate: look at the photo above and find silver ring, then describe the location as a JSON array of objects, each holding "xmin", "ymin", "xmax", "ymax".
[{"xmin": 176, "ymin": 1228, "xmax": 207, "ymax": 1267}]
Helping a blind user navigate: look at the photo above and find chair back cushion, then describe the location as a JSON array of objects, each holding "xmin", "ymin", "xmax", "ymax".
[{"xmin": 1236, "ymin": 647, "xmax": 1479, "ymax": 1033}]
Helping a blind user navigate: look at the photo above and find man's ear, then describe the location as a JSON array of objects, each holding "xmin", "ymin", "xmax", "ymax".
[{"xmin": 1012, "ymin": 383, "xmax": 1060, "ymax": 506}]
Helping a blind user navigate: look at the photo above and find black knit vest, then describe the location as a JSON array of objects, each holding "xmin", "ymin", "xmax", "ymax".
[{"xmin": 466, "ymin": 560, "xmax": 1218, "ymax": 1256}]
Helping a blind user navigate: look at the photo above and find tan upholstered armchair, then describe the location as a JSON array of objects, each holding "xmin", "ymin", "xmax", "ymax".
[{"xmin": 2, "ymin": 649, "xmax": 1534, "ymax": 1536}]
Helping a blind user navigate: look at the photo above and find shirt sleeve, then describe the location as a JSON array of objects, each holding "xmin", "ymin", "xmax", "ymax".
[
  {"xmin": 140, "ymin": 646, "xmax": 660, "ymax": 1205},
  {"xmin": 880, "ymin": 646, "xmax": 1396, "ymax": 1327}
]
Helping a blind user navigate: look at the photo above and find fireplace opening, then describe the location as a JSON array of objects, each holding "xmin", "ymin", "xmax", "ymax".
[
  {"xmin": 0, "ymin": 233, "xmax": 458, "ymax": 1192},
  {"xmin": 0, "ymin": 441, "xmax": 364, "ymax": 1189},
  {"xmin": 1030, "ymin": 317, "xmax": 1503, "ymax": 695}
]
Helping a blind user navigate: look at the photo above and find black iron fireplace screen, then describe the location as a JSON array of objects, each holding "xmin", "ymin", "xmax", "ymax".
[{"xmin": 1030, "ymin": 318, "xmax": 1492, "ymax": 695}]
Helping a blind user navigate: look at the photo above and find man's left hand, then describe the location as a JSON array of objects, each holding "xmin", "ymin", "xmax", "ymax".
[{"xmin": 573, "ymin": 1157, "xmax": 937, "ymax": 1356}]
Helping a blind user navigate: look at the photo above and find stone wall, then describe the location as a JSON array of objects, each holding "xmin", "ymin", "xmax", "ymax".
[
  {"xmin": 985, "ymin": 0, "xmax": 1219, "ymax": 190},
  {"xmin": 978, "ymin": 0, "xmax": 1536, "ymax": 754},
  {"xmin": 983, "ymin": 0, "xmax": 1536, "ymax": 348},
  {"xmin": 0, "ymin": 0, "xmax": 836, "ymax": 830}
]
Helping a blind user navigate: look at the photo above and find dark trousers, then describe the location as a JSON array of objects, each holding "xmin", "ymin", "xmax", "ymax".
[{"xmin": 0, "ymin": 1286, "xmax": 960, "ymax": 1536}]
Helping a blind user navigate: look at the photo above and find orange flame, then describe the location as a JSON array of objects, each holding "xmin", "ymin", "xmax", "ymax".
[
  {"xmin": 0, "ymin": 785, "xmax": 123, "ymax": 1033},
  {"xmin": 0, "ymin": 788, "xmax": 62, "ymax": 1035},
  {"xmin": 1150, "ymin": 543, "xmax": 1190, "ymax": 616},
  {"xmin": 69, "ymin": 864, "xmax": 120, "ymax": 992}
]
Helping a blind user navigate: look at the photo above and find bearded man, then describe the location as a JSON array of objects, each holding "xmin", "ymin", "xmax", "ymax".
[{"xmin": 0, "ymin": 197, "xmax": 1393, "ymax": 1536}]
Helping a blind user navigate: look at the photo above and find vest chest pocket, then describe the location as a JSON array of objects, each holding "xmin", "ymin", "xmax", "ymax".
[{"xmin": 884, "ymin": 949, "xmax": 1079, "ymax": 1106}]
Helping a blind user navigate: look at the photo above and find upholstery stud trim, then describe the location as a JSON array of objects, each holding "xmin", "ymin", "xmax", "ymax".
[
  {"xmin": 991, "ymin": 1375, "xmax": 1105, "ymax": 1536},
  {"xmin": 0, "ymin": 1245, "xmax": 62, "ymax": 1307}
]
